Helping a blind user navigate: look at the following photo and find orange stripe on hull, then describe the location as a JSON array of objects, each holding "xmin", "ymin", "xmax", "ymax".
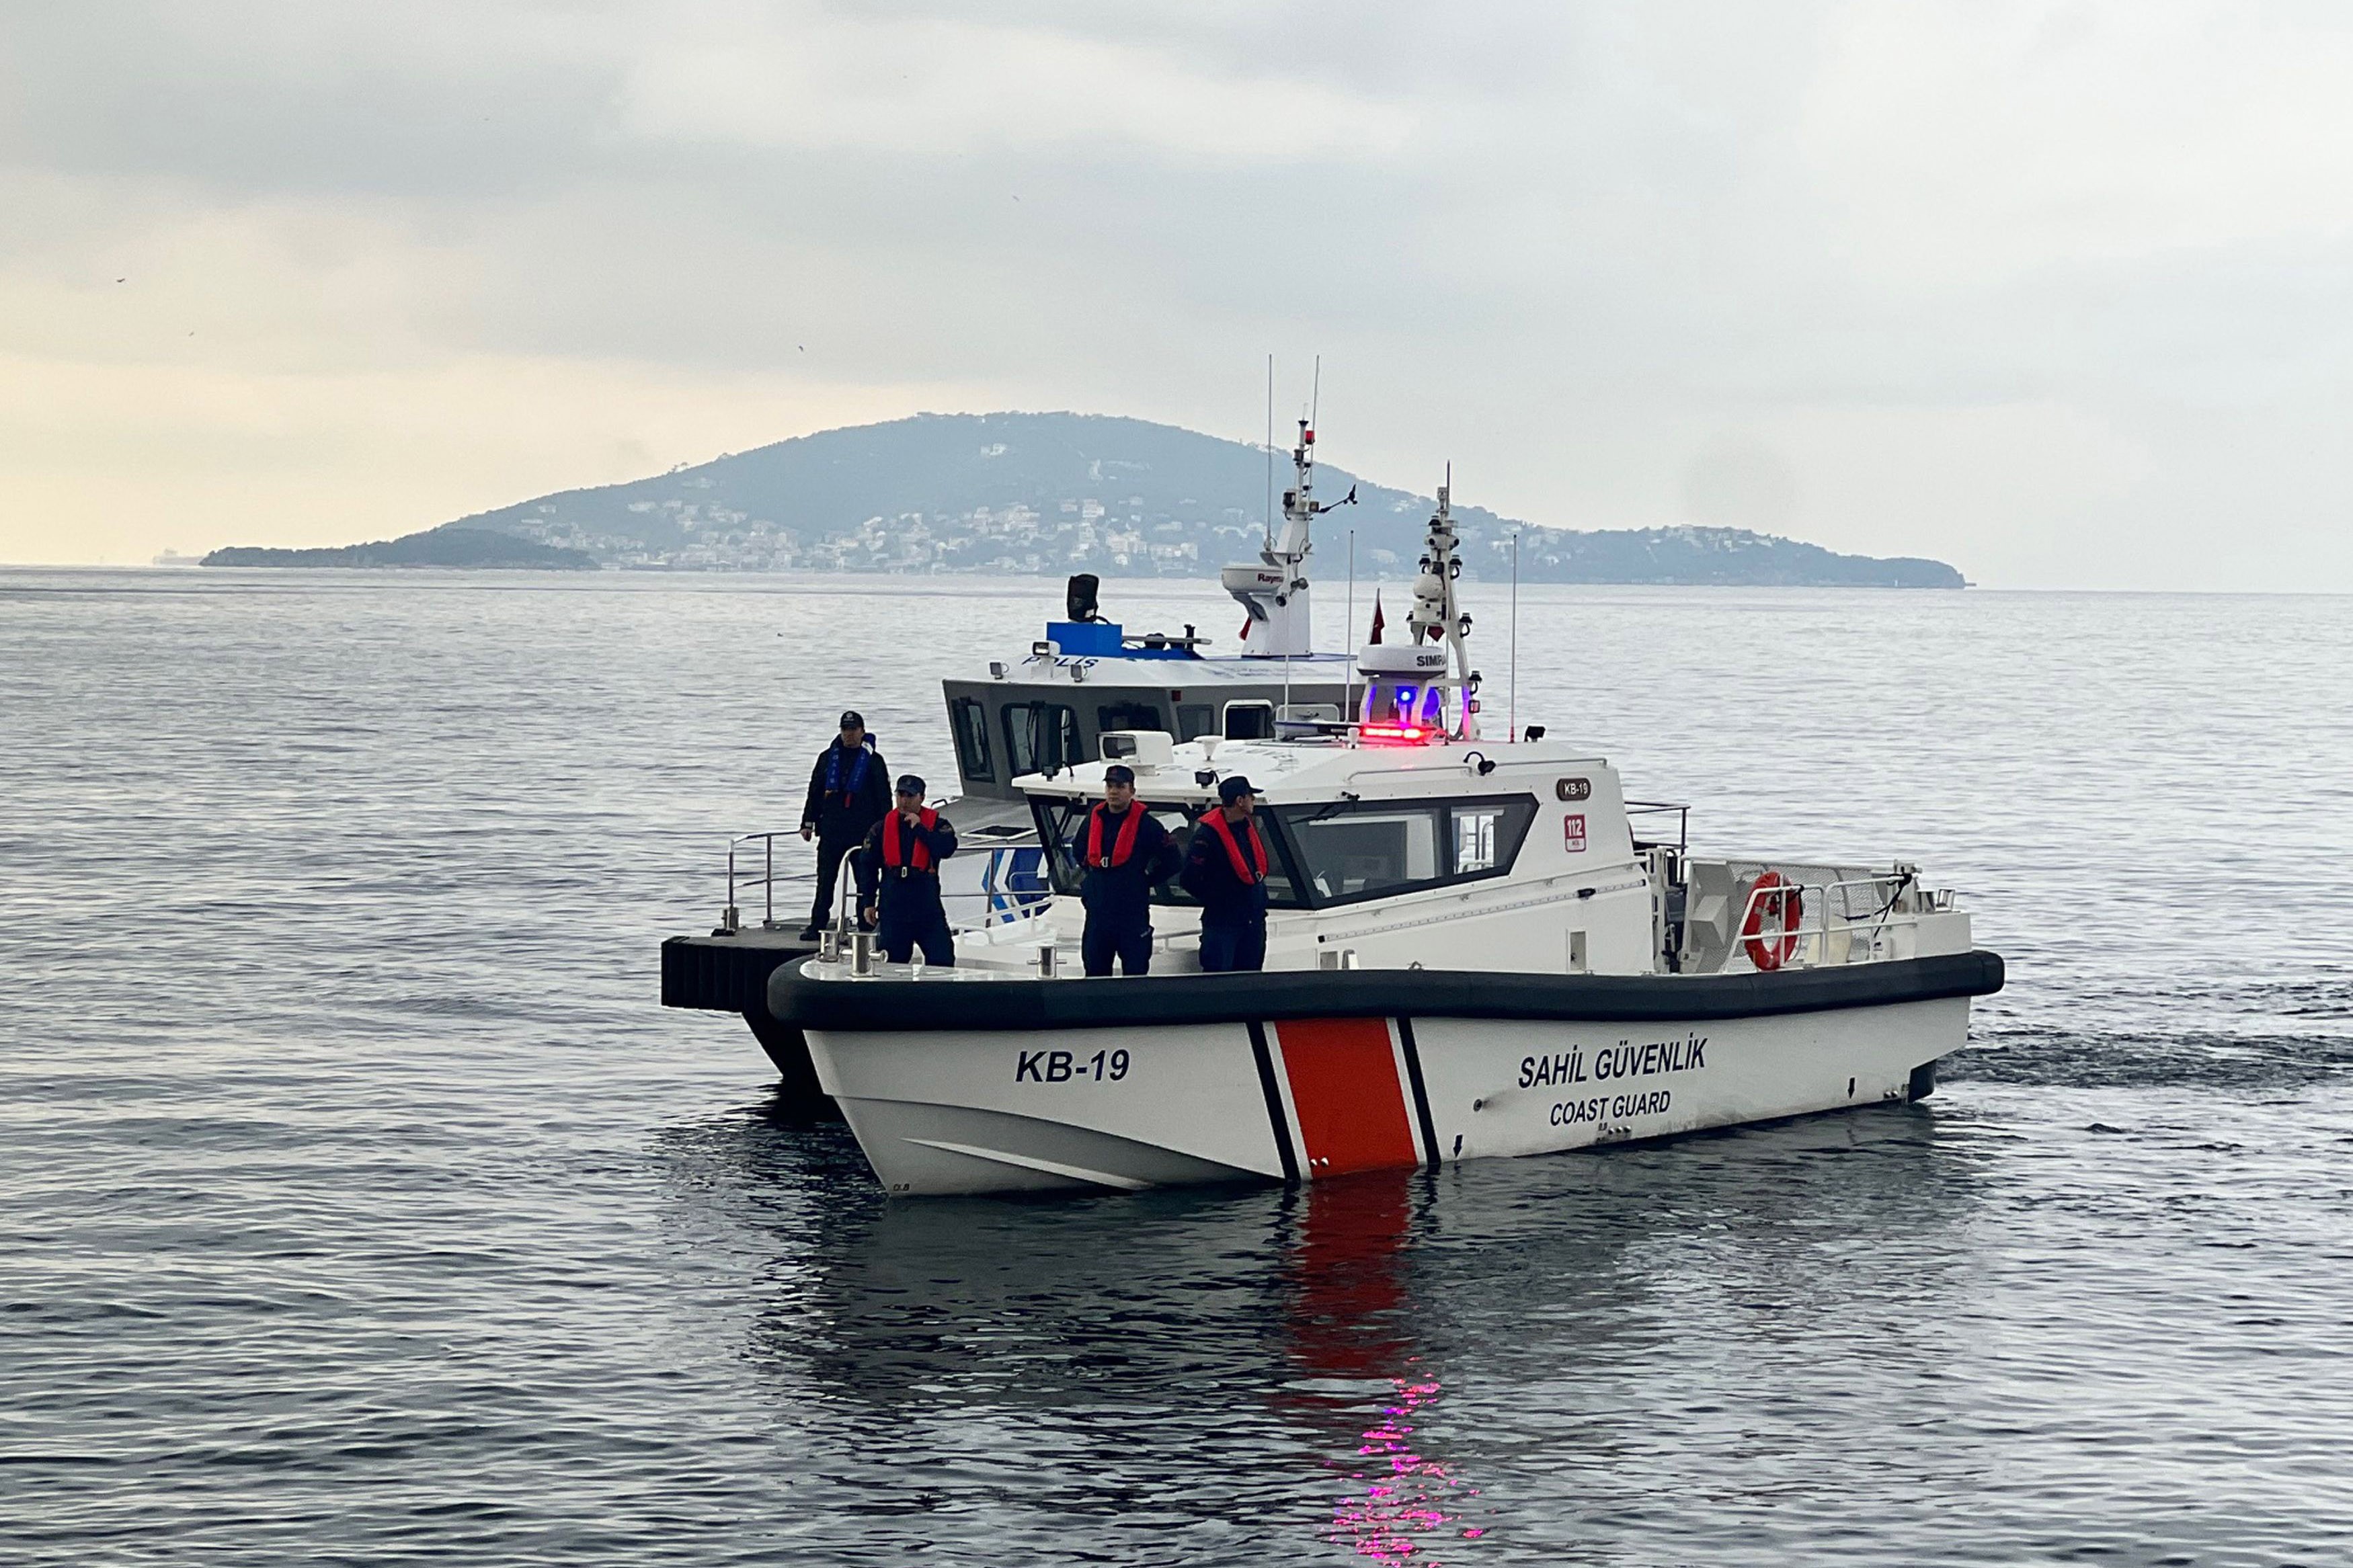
[{"xmin": 1275, "ymin": 1018, "xmax": 1420, "ymax": 1178}]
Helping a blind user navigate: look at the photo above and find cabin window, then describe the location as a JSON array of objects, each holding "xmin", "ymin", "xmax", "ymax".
[
  {"xmin": 1364, "ymin": 682, "xmax": 1447, "ymax": 729},
  {"xmin": 1176, "ymin": 704, "xmax": 1215, "ymax": 741},
  {"xmin": 949, "ymin": 698, "xmax": 994, "ymax": 782},
  {"xmin": 1273, "ymin": 794, "xmax": 1537, "ymax": 907},
  {"xmin": 1003, "ymin": 702, "xmax": 1080, "ymax": 778},
  {"xmin": 1224, "ymin": 700, "xmax": 1275, "ymax": 740},
  {"xmin": 1096, "ymin": 701, "xmax": 1164, "ymax": 735},
  {"xmin": 1454, "ymin": 803, "xmax": 1518, "ymax": 873},
  {"xmin": 1448, "ymin": 798, "xmax": 1537, "ymax": 880},
  {"xmin": 1284, "ymin": 803, "xmax": 1443, "ymax": 903}
]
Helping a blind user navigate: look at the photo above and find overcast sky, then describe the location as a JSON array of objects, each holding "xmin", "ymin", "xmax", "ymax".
[{"xmin": 5, "ymin": 1, "xmax": 2350, "ymax": 588}]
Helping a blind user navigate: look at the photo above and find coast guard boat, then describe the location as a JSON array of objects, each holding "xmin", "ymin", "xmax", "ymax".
[{"xmin": 766, "ymin": 479, "xmax": 2005, "ymax": 1196}]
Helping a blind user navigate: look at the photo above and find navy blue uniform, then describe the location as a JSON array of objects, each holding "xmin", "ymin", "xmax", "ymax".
[
  {"xmin": 855, "ymin": 809, "xmax": 959, "ymax": 964},
  {"xmin": 1181, "ymin": 811, "xmax": 1271, "ymax": 973},
  {"xmin": 802, "ymin": 738, "xmax": 890, "ymax": 930},
  {"xmin": 1069, "ymin": 802, "xmax": 1179, "ymax": 977}
]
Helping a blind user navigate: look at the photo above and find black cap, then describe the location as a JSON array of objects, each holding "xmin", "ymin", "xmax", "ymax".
[
  {"xmin": 839, "ymin": 709, "xmax": 865, "ymax": 730},
  {"xmin": 895, "ymin": 774, "xmax": 926, "ymax": 796},
  {"xmin": 1217, "ymin": 775, "xmax": 1257, "ymax": 804},
  {"xmin": 1103, "ymin": 764, "xmax": 1136, "ymax": 785}
]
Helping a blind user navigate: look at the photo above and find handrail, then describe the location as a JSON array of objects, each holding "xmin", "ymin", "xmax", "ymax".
[
  {"xmin": 1624, "ymin": 800, "xmax": 1689, "ymax": 852},
  {"xmin": 1724, "ymin": 872, "xmax": 1919, "ymax": 971},
  {"xmin": 719, "ymin": 831, "xmax": 1049, "ymax": 936},
  {"xmin": 1732, "ymin": 874, "xmax": 1915, "ymax": 932},
  {"xmin": 720, "ymin": 831, "xmax": 867, "ymax": 934},
  {"xmin": 836, "ymin": 842, "xmax": 1051, "ymax": 934},
  {"xmin": 834, "ymin": 843, "xmax": 859, "ymax": 934},
  {"xmin": 723, "ymin": 831, "xmax": 790, "ymax": 932}
]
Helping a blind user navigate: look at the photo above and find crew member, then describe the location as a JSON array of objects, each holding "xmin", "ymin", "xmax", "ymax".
[
  {"xmin": 856, "ymin": 775, "xmax": 958, "ymax": 966},
  {"xmin": 1181, "ymin": 775, "xmax": 1270, "ymax": 973},
  {"xmin": 799, "ymin": 709, "xmax": 890, "ymax": 938},
  {"xmin": 1071, "ymin": 764, "xmax": 1179, "ymax": 977}
]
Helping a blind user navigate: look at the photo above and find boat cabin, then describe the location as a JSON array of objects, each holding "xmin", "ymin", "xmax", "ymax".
[
  {"xmin": 940, "ymin": 575, "xmax": 1351, "ymax": 800},
  {"xmin": 954, "ymin": 729, "xmax": 1664, "ymax": 977}
]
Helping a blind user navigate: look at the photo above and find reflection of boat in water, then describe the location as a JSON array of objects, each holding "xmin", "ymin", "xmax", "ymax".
[
  {"xmin": 651, "ymin": 1096, "xmax": 1993, "ymax": 1557},
  {"xmin": 1281, "ymin": 1178, "xmax": 1482, "ymax": 1561},
  {"xmin": 779, "ymin": 468, "xmax": 2004, "ymax": 1196},
  {"xmin": 1332, "ymin": 1370, "xmax": 1476, "ymax": 1562}
]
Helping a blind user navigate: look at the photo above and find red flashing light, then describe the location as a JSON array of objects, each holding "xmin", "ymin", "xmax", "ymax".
[{"xmin": 1359, "ymin": 723, "xmax": 1432, "ymax": 745}]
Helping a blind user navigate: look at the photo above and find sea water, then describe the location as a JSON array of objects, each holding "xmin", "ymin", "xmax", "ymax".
[{"xmin": 3, "ymin": 567, "xmax": 2350, "ymax": 1565}]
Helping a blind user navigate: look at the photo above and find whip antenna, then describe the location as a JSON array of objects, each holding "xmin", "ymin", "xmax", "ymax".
[
  {"xmin": 1263, "ymin": 355, "xmax": 1275, "ymax": 552},
  {"xmin": 1345, "ymin": 527, "xmax": 1355, "ymax": 726},
  {"xmin": 1510, "ymin": 530, "xmax": 1521, "ymax": 741}
]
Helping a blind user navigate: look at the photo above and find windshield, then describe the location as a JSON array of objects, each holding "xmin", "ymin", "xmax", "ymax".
[{"xmin": 1027, "ymin": 794, "xmax": 1308, "ymax": 909}]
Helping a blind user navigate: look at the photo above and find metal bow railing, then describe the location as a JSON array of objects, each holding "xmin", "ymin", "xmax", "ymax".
[{"xmin": 717, "ymin": 832, "xmax": 1050, "ymax": 936}]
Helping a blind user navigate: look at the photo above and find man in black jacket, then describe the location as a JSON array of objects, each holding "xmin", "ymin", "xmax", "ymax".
[
  {"xmin": 1180, "ymin": 775, "xmax": 1271, "ymax": 973},
  {"xmin": 1070, "ymin": 764, "xmax": 1179, "ymax": 976},
  {"xmin": 799, "ymin": 710, "xmax": 890, "ymax": 938},
  {"xmin": 856, "ymin": 776, "xmax": 959, "ymax": 966}
]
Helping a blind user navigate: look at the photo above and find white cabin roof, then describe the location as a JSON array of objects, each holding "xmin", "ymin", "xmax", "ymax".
[
  {"xmin": 984, "ymin": 651, "xmax": 1354, "ymax": 688},
  {"xmin": 1012, "ymin": 735, "xmax": 1611, "ymax": 807}
]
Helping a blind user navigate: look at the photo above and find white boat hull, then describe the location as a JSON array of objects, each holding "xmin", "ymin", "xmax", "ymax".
[{"xmin": 807, "ymin": 997, "xmax": 1970, "ymax": 1196}]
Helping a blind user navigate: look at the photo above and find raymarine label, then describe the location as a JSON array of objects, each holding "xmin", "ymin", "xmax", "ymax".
[{"xmin": 1564, "ymin": 813, "xmax": 1587, "ymax": 852}]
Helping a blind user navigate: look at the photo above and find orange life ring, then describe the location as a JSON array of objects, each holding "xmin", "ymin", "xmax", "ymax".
[{"xmin": 1742, "ymin": 870, "xmax": 1804, "ymax": 972}]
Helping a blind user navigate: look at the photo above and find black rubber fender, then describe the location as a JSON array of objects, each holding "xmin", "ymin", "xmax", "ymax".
[{"xmin": 770, "ymin": 948, "xmax": 2006, "ymax": 1034}]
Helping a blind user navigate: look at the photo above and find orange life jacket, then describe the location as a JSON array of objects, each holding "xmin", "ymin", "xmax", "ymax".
[
  {"xmin": 1086, "ymin": 802, "xmax": 1146, "ymax": 870},
  {"xmin": 881, "ymin": 808, "xmax": 938, "ymax": 874},
  {"xmin": 1202, "ymin": 810, "xmax": 1267, "ymax": 885}
]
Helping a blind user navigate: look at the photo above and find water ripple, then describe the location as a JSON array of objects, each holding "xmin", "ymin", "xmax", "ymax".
[{"xmin": 5, "ymin": 569, "xmax": 2350, "ymax": 1565}]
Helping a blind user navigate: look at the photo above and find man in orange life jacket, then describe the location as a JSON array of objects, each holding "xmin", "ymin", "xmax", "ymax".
[
  {"xmin": 1180, "ymin": 775, "xmax": 1270, "ymax": 973},
  {"xmin": 856, "ymin": 775, "xmax": 959, "ymax": 965},
  {"xmin": 1070, "ymin": 764, "xmax": 1179, "ymax": 977},
  {"xmin": 799, "ymin": 710, "xmax": 891, "ymax": 939}
]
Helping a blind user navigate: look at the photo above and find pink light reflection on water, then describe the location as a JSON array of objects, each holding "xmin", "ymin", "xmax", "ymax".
[{"xmin": 1327, "ymin": 1371, "xmax": 1484, "ymax": 1563}]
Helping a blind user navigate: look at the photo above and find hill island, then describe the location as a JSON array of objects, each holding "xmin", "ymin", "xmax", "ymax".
[
  {"xmin": 202, "ymin": 528, "xmax": 596, "ymax": 570},
  {"xmin": 204, "ymin": 411, "xmax": 1965, "ymax": 587}
]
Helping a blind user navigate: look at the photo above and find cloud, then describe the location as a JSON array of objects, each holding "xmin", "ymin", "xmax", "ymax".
[
  {"xmin": 3, "ymin": 0, "xmax": 2352, "ymax": 588},
  {"xmin": 618, "ymin": 8, "xmax": 1414, "ymax": 164},
  {"xmin": 1800, "ymin": 3, "xmax": 2353, "ymax": 286}
]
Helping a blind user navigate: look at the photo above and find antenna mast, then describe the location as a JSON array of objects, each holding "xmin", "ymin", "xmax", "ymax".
[
  {"xmin": 1224, "ymin": 359, "xmax": 1349, "ymax": 659},
  {"xmin": 1402, "ymin": 465, "xmax": 1480, "ymax": 739}
]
